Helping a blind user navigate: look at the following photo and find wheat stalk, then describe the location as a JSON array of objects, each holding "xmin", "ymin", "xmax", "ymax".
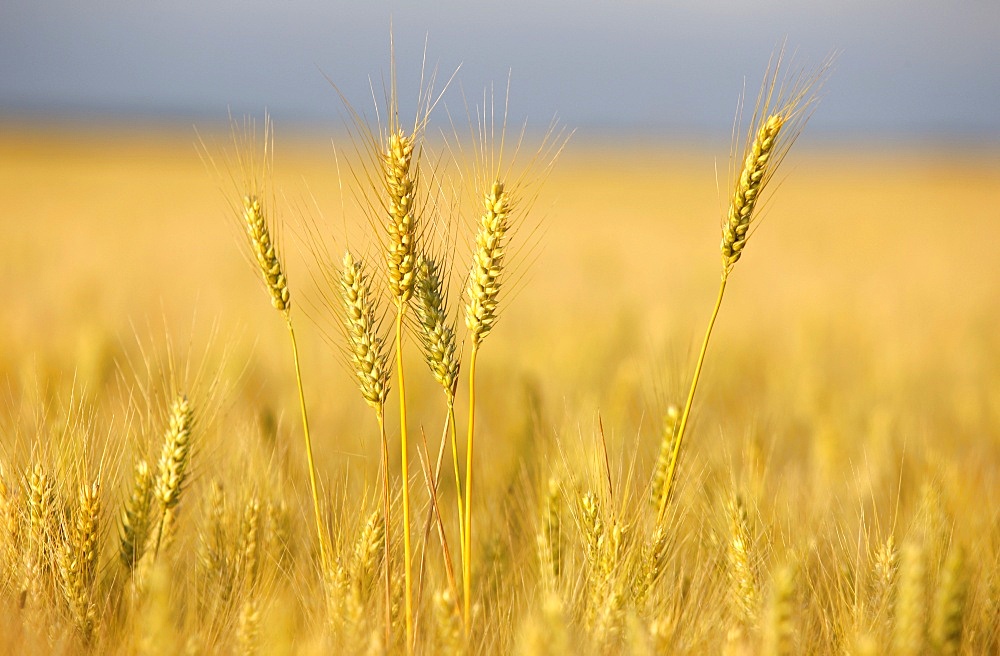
[
  {"xmin": 462, "ymin": 178, "xmax": 511, "ymax": 623},
  {"xmin": 382, "ymin": 126, "xmax": 420, "ymax": 650},
  {"xmin": 340, "ymin": 249, "xmax": 393, "ymax": 645},
  {"xmin": 656, "ymin": 54, "xmax": 829, "ymax": 524},
  {"xmin": 234, "ymin": 116, "xmax": 327, "ymax": 576}
]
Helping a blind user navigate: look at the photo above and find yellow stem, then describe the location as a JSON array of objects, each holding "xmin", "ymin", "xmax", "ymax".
[
  {"xmin": 656, "ymin": 274, "xmax": 728, "ymax": 525},
  {"xmin": 377, "ymin": 409, "xmax": 392, "ymax": 648},
  {"xmin": 463, "ymin": 344, "xmax": 479, "ymax": 625},
  {"xmin": 448, "ymin": 399, "xmax": 466, "ymax": 587},
  {"xmin": 395, "ymin": 306, "xmax": 414, "ymax": 652},
  {"xmin": 287, "ymin": 321, "xmax": 327, "ymax": 570}
]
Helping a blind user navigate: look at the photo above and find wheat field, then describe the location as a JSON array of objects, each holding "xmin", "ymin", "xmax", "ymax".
[{"xmin": 1, "ymin": 92, "xmax": 999, "ymax": 655}]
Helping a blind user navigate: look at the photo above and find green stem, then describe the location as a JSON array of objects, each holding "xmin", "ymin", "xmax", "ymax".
[
  {"xmin": 395, "ymin": 307, "xmax": 414, "ymax": 652},
  {"xmin": 656, "ymin": 274, "xmax": 728, "ymax": 525},
  {"xmin": 287, "ymin": 321, "xmax": 327, "ymax": 570},
  {"xmin": 448, "ymin": 399, "xmax": 466, "ymax": 584}
]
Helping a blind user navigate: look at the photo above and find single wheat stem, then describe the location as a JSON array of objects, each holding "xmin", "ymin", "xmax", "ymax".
[
  {"xmin": 463, "ymin": 345, "xmax": 479, "ymax": 624},
  {"xmin": 340, "ymin": 250, "xmax": 392, "ymax": 645},
  {"xmin": 242, "ymin": 191, "xmax": 326, "ymax": 573},
  {"xmin": 657, "ymin": 276, "xmax": 727, "ymax": 524},
  {"xmin": 376, "ymin": 409, "xmax": 392, "ymax": 648},
  {"xmin": 447, "ymin": 401, "xmax": 465, "ymax": 576},
  {"xmin": 383, "ymin": 127, "xmax": 418, "ymax": 651},
  {"xmin": 395, "ymin": 308, "xmax": 415, "ymax": 650},
  {"xmin": 287, "ymin": 321, "xmax": 327, "ymax": 571},
  {"xmin": 462, "ymin": 180, "xmax": 510, "ymax": 626}
]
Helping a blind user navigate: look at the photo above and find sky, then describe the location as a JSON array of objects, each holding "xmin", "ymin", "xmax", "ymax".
[{"xmin": 1, "ymin": 1, "xmax": 999, "ymax": 140}]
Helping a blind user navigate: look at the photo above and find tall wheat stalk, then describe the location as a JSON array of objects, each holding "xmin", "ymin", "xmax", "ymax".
[
  {"xmin": 463, "ymin": 179, "xmax": 511, "ymax": 622},
  {"xmin": 656, "ymin": 54, "xmax": 828, "ymax": 524},
  {"xmin": 382, "ymin": 125, "xmax": 420, "ymax": 650},
  {"xmin": 234, "ymin": 117, "xmax": 327, "ymax": 571},
  {"xmin": 339, "ymin": 250, "xmax": 393, "ymax": 644}
]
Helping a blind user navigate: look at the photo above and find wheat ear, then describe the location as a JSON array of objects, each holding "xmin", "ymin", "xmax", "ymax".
[
  {"xmin": 152, "ymin": 394, "xmax": 193, "ymax": 557},
  {"xmin": 340, "ymin": 250, "xmax": 393, "ymax": 644},
  {"xmin": 59, "ymin": 479, "xmax": 101, "ymax": 640},
  {"xmin": 120, "ymin": 460, "xmax": 154, "ymax": 572},
  {"xmin": 463, "ymin": 179, "xmax": 510, "ymax": 622}
]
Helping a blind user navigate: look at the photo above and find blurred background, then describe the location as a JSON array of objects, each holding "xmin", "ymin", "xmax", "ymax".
[{"xmin": 2, "ymin": 0, "xmax": 999, "ymax": 142}]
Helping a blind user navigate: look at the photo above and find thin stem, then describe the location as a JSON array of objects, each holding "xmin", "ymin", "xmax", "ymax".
[
  {"xmin": 656, "ymin": 275, "xmax": 729, "ymax": 525},
  {"xmin": 395, "ymin": 306, "xmax": 414, "ymax": 652},
  {"xmin": 287, "ymin": 321, "xmax": 327, "ymax": 570},
  {"xmin": 448, "ymin": 399, "xmax": 466, "ymax": 582},
  {"xmin": 377, "ymin": 409, "xmax": 392, "ymax": 648},
  {"xmin": 463, "ymin": 344, "xmax": 479, "ymax": 625}
]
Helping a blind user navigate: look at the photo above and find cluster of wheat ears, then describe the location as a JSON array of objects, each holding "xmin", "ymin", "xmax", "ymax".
[{"xmin": 1, "ymin": 48, "xmax": 995, "ymax": 656}]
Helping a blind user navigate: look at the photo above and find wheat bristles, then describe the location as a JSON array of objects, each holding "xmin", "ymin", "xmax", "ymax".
[
  {"xmin": 341, "ymin": 251, "xmax": 391, "ymax": 409},
  {"xmin": 120, "ymin": 460, "xmax": 154, "ymax": 571},
  {"xmin": 242, "ymin": 195, "xmax": 291, "ymax": 314},
  {"xmin": 383, "ymin": 130, "xmax": 418, "ymax": 304},
  {"xmin": 414, "ymin": 253, "xmax": 460, "ymax": 396},
  {"xmin": 465, "ymin": 181, "xmax": 510, "ymax": 345}
]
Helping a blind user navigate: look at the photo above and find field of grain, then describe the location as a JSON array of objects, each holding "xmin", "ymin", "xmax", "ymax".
[{"xmin": 1, "ymin": 116, "xmax": 998, "ymax": 654}]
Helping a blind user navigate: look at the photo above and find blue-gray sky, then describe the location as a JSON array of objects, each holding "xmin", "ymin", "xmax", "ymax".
[{"xmin": 2, "ymin": 1, "xmax": 998, "ymax": 139}]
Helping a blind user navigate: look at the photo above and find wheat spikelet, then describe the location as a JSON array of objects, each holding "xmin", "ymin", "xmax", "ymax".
[
  {"xmin": 578, "ymin": 491, "xmax": 604, "ymax": 577},
  {"xmin": 153, "ymin": 394, "xmax": 194, "ymax": 555},
  {"xmin": 154, "ymin": 395, "xmax": 194, "ymax": 512},
  {"xmin": 241, "ymin": 495, "xmax": 261, "ymax": 589},
  {"xmin": 514, "ymin": 592, "xmax": 570, "ymax": 656},
  {"xmin": 24, "ymin": 463, "xmax": 56, "ymax": 604},
  {"xmin": 242, "ymin": 195, "xmax": 291, "ymax": 314},
  {"xmin": 761, "ymin": 562, "xmax": 796, "ymax": 656},
  {"xmin": 650, "ymin": 405, "xmax": 680, "ymax": 509},
  {"xmin": 930, "ymin": 544, "xmax": 968, "ymax": 655},
  {"xmin": 536, "ymin": 477, "xmax": 562, "ymax": 590},
  {"xmin": 383, "ymin": 130, "xmax": 419, "ymax": 304},
  {"xmin": 634, "ymin": 524, "xmax": 670, "ymax": 609},
  {"xmin": 869, "ymin": 534, "xmax": 898, "ymax": 638},
  {"xmin": 120, "ymin": 460, "xmax": 154, "ymax": 572},
  {"xmin": 349, "ymin": 510, "xmax": 384, "ymax": 600},
  {"xmin": 413, "ymin": 253, "xmax": 460, "ymax": 396},
  {"xmin": 59, "ymin": 479, "xmax": 101, "ymax": 639},
  {"xmin": 721, "ymin": 114, "xmax": 784, "ymax": 271},
  {"xmin": 465, "ymin": 181, "xmax": 510, "ymax": 345},
  {"xmin": 726, "ymin": 495, "xmax": 759, "ymax": 628},
  {"xmin": 893, "ymin": 538, "xmax": 927, "ymax": 656},
  {"xmin": 432, "ymin": 589, "xmax": 464, "ymax": 655},
  {"xmin": 236, "ymin": 597, "xmax": 261, "ymax": 656},
  {"xmin": 341, "ymin": 251, "xmax": 391, "ymax": 409}
]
